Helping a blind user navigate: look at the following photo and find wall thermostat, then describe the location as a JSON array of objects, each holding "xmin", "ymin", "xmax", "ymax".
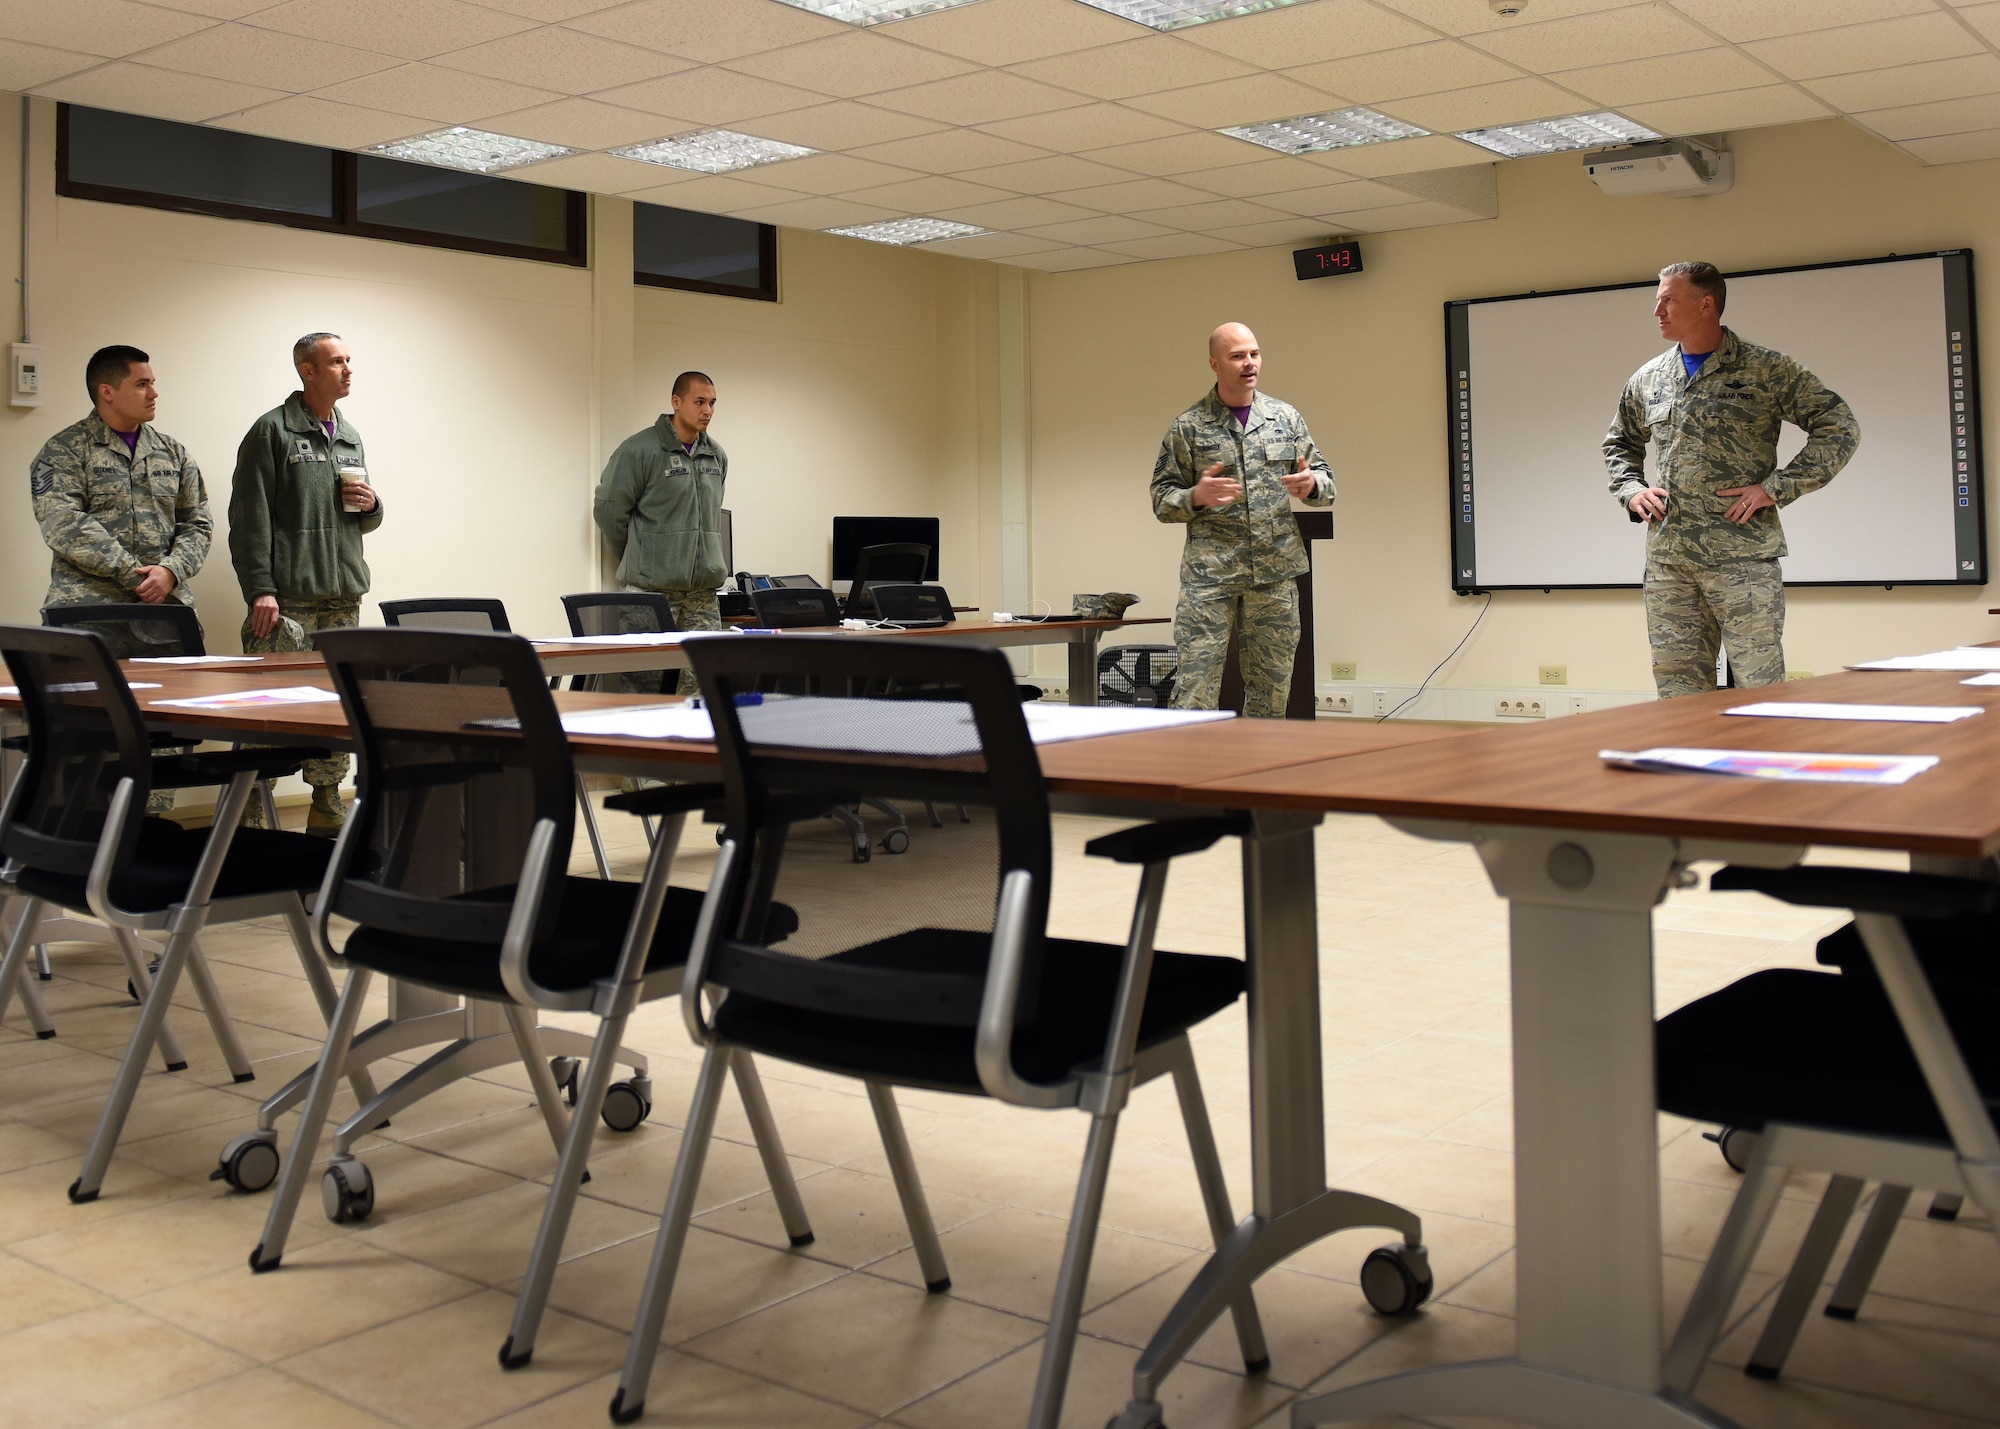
[
  {"xmin": 10, "ymin": 343, "xmax": 42, "ymax": 408},
  {"xmin": 1293, "ymin": 240, "xmax": 1363, "ymax": 281}
]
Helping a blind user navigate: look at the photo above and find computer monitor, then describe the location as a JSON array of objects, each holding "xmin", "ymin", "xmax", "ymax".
[{"xmin": 831, "ymin": 517, "xmax": 940, "ymax": 582}]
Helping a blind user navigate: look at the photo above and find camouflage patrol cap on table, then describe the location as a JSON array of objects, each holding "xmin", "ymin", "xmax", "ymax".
[{"xmin": 1073, "ymin": 593, "xmax": 1139, "ymax": 619}]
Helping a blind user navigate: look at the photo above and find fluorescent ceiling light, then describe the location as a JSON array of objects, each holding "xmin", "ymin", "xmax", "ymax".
[
  {"xmin": 1221, "ymin": 107, "xmax": 1427, "ymax": 155},
  {"xmin": 1456, "ymin": 112, "xmax": 1659, "ymax": 158},
  {"xmin": 368, "ymin": 127, "xmax": 576, "ymax": 173},
  {"xmin": 610, "ymin": 129, "xmax": 817, "ymax": 173},
  {"xmin": 828, "ymin": 217, "xmax": 989, "ymax": 245},
  {"xmin": 769, "ymin": 0, "xmax": 985, "ymax": 25},
  {"xmin": 1075, "ymin": 0, "xmax": 1301, "ymax": 30}
]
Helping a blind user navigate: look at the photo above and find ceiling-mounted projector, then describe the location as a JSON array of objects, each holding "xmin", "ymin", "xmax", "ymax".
[{"xmin": 1585, "ymin": 138, "xmax": 1733, "ymax": 198}]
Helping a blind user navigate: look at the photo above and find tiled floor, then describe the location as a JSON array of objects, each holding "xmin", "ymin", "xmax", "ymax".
[{"xmin": 2, "ymin": 798, "xmax": 1996, "ymax": 1428}]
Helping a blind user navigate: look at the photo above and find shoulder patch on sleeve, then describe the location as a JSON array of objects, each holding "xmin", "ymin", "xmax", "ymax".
[{"xmin": 30, "ymin": 458, "xmax": 55, "ymax": 497}]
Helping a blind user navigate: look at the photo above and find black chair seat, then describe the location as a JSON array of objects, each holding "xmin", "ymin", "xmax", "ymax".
[
  {"xmin": 1816, "ymin": 917, "xmax": 1997, "ymax": 990},
  {"xmin": 1657, "ymin": 968, "xmax": 2000, "ymax": 1143},
  {"xmin": 16, "ymin": 820, "xmax": 334, "ymax": 914},
  {"xmin": 712, "ymin": 927, "xmax": 1245, "ymax": 1092},
  {"xmin": 343, "ymin": 877, "xmax": 799, "ymax": 1000}
]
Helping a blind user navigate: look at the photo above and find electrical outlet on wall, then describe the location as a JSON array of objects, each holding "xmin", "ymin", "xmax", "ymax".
[
  {"xmin": 1328, "ymin": 661, "xmax": 1357, "ymax": 681},
  {"xmin": 1538, "ymin": 665, "xmax": 1567, "ymax": 685}
]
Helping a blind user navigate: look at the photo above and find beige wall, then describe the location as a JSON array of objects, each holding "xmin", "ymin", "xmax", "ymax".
[{"xmin": 1023, "ymin": 118, "xmax": 2000, "ymax": 692}]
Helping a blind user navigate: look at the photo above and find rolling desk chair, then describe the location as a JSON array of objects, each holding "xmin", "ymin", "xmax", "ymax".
[
  {"xmin": 379, "ymin": 597, "xmax": 512, "ymax": 632},
  {"xmin": 559, "ymin": 591, "xmax": 682, "ymax": 877},
  {"xmin": 842, "ymin": 541, "xmax": 930, "ymax": 620},
  {"xmin": 249, "ymin": 626, "xmax": 815, "ymax": 1283},
  {"xmin": 1658, "ymin": 865, "xmax": 2000, "ymax": 1393},
  {"xmin": 869, "ymin": 583, "xmax": 953, "ymax": 628},
  {"xmin": 609, "ymin": 635, "xmax": 1266, "ymax": 1429},
  {"xmin": 0, "ymin": 624, "xmax": 359, "ymax": 1204}
]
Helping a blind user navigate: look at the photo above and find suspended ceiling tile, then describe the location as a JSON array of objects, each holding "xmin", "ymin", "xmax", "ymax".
[
  {"xmin": 1338, "ymin": 197, "xmax": 1493, "ymax": 231},
  {"xmin": 1179, "ymin": 0, "xmax": 1435, "ymax": 66},
  {"xmin": 868, "ymin": 69, "xmax": 1090, "ymax": 125},
  {"xmin": 733, "ymin": 194, "xmax": 904, "ymax": 228},
  {"xmin": 1009, "ymin": 36, "xmax": 1257, "ymax": 102},
  {"xmin": 1172, "ymin": 155, "xmax": 1345, "ymax": 197},
  {"xmin": 1054, "ymin": 176, "xmax": 1218, "ymax": 212},
  {"xmin": 1257, "ymin": 177, "xmax": 1422, "ymax": 216},
  {"xmin": 1744, "ymin": 12, "xmax": 1984, "ymax": 80},
  {"xmin": 889, "ymin": 0, "xmax": 1140, "ymax": 68},
  {"xmin": 206, "ymin": 95, "xmax": 431, "ymax": 147},
  {"xmin": 1857, "ymin": 92, "xmax": 2000, "ymax": 143},
  {"xmin": 1019, "ymin": 213, "xmax": 1172, "ymax": 244},
  {"xmin": 1005, "ymin": 246, "xmax": 1138, "ymax": 271},
  {"xmin": 1804, "ymin": 54, "xmax": 2000, "ymax": 114},
  {"xmin": 1961, "ymin": 4, "xmax": 2000, "ymax": 46},
  {"xmin": 1207, "ymin": 215, "xmax": 1335, "ymax": 246},
  {"xmin": 1290, "ymin": 131, "xmax": 1490, "ymax": 175},
  {"xmin": 726, "ymin": 32, "xmax": 978, "ymax": 99},
  {"xmin": 842, "ymin": 173, "xmax": 1018, "ymax": 211},
  {"xmin": 853, "ymin": 128, "xmax": 1049, "ymax": 170},
  {"xmin": 1377, "ymin": 162, "xmax": 1494, "ymax": 213},
  {"xmin": 1130, "ymin": 196, "xmax": 1292, "ymax": 228},
  {"xmin": 1286, "ymin": 41, "xmax": 1519, "ymax": 105},
  {"xmin": 1098, "ymin": 231, "xmax": 1248, "ymax": 259},
  {"xmin": 1080, "ymin": 129, "xmax": 1253, "ymax": 175},
  {"xmin": 1367, "ymin": 0, "xmax": 1641, "ymax": 39},
  {"xmin": 1554, "ymin": 47, "xmax": 1779, "ymax": 108},
  {"xmin": 747, "ymin": 102, "xmax": 947, "ymax": 151},
  {"xmin": 1380, "ymin": 76, "xmax": 1589, "ymax": 133},
  {"xmin": 468, "ymin": 0, "xmax": 623, "ymax": 18},
  {"xmin": 139, "ymin": 24, "xmax": 401, "ymax": 90},
  {"xmin": 505, "ymin": 150, "xmax": 682, "ymax": 192},
  {"xmin": 932, "ymin": 193, "xmax": 1102, "ymax": 228},
  {"xmin": 0, "ymin": 41, "xmax": 111, "ymax": 91},
  {"xmin": 624, "ymin": 172, "xmax": 804, "ymax": 212},
  {"xmin": 1620, "ymin": 83, "xmax": 1831, "ymax": 136},
  {"xmin": 142, "ymin": 0, "xmax": 278, "ymax": 16},
  {"xmin": 1897, "ymin": 127, "xmax": 2000, "ymax": 165},
  {"xmin": 922, "ymin": 230, "xmax": 1067, "ymax": 259},
  {"xmin": 963, "ymin": 154, "xmax": 1136, "ymax": 193},
  {"xmin": 1665, "ymin": 0, "xmax": 1938, "ymax": 45},
  {"xmin": 1122, "ymin": 73, "xmax": 1342, "ymax": 129},
  {"xmin": 978, "ymin": 102, "xmax": 1187, "ymax": 150},
  {"xmin": 596, "ymin": 67, "xmax": 830, "ymax": 125},
  {"xmin": 568, "ymin": 0, "xmax": 850, "ymax": 65},
  {"xmin": 747, "ymin": 151, "xmax": 923, "ymax": 194},
  {"xmin": 243, "ymin": 0, "xmax": 533, "ymax": 62},
  {"xmin": 1467, "ymin": 6, "xmax": 1716, "ymax": 71},
  {"xmin": 433, "ymin": 26, "xmax": 686, "ymax": 91},
  {"xmin": 0, "ymin": 0, "xmax": 214, "ymax": 58},
  {"xmin": 317, "ymin": 63, "xmax": 562, "ymax": 124},
  {"xmin": 475, "ymin": 97, "xmax": 681, "ymax": 150},
  {"xmin": 33, "ymin": 62, "xmax": 286, "ymax": 123}
]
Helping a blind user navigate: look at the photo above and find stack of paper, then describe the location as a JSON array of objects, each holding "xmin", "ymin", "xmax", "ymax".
[
  {"xmin": 152, "ymin": 686, "xmax": 341, "ymax": 710},
  {"xmin": 1849, "ymin": 648, "xmax": 2000, "ymax": 672},
  {"xmin": 1601, "ymin": 747, "xmax": 1939, "ymax": 785},
  {"xmin": 1725, "ymin": 702, "xmax": 1981, "ymax": 724},
  {"xmin": 129, "ymin": 654, "xmax": 265, "ymax": 666}
]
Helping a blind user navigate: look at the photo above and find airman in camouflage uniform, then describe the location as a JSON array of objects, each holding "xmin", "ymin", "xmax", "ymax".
[
  {"xmin": 1605, "ymin": 263, "xmax": 1859, "ymax": 699},
  {"xmin": 1152, "ymin": 324, "xmax": 1333, "ymax": 717}
]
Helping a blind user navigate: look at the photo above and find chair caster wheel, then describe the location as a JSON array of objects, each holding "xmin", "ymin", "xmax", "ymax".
[
  {"xmin": 601, "ymin": 1078, "xmax": 652, "ymax": 1132},
  {"xmin": 1361, "ymin": 1242, "xmax": 1432, "ymax": 1315},
  {"xmin": 880, "ymin": 828, "xmax": 909, "ymax": 855},
  {"xmin": 322, "ymin": 1159, "xmax": 374, "ymax": 1223},
  {"xmin": 1105, "ymin": 1400, "xmax": 1166, "ymax": 1429},
  {"xmin": 211, "ymin": 1132, "xmax": 280, "ymax": 1192},
  {"xmin": 550, "ymin": 1056, "xmax": 580, "ymax": 1107},
  {"xmin": 1704, "ymin": 1124, "xmax": 1751, "ymax": 1173}
]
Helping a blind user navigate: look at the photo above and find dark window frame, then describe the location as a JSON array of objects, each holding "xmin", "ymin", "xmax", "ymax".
[
  {"xmin": 55, "ymin": 104, "xmax": 587, "ymax": 268},
  {"xmin": 634, "ymin": 214, "xmax": 778, "ymax": 303}
]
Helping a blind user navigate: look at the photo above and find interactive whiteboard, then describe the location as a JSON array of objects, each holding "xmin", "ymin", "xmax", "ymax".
[{"xmin": 1446, "ymin": 252, "xmax": 1983, "ymax": 590}]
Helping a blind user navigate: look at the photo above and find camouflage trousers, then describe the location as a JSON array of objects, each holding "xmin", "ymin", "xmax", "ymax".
[
  {"xmin": 242, "ymin": 597, "xmax": 361, "ymax": 785},
  {"xmin": 622, "ymin": 587, "xmax": 722, "ymax": 696},
  {"xmin": 1643, "ymin": 555, "xmax": 1785, "ymax": 699},
  {"xmin": 1171, "ymin": 579, "xmax": 1299, "ymax": 718}
]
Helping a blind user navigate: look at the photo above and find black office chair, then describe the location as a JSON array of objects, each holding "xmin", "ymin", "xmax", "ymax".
[
  {"xmin": 41, "ymin": 601, "xmax": 206, "ymax": 657},
  {"xmin": 1658, "ymin": 865, "xmax": 2000, "ymax": 1394},
  {"xmin": 869, "ymin": 583, "xmax": 953, "ymax": 627},
  {"xmin": 0, "ymin": 624, "xmax": 351, "ymax": 1205},
  {"xmin": 843, "ymin": 542, "xmax": 930, "ymax": 620},
  {"xmin": 379, "ymin": 597, "xmax": 511, "ymax": 632},
  {"xmin": 248, "ymin": 626, "xmax": 817, "ymax": 1316},
  {"xmin": 749, "ymin": 586, "xmax": 840, "ymax": 628},
  {"xmin": 559, "ymin": 592, "xmax": 683, "ymax": 876},
  {"xmin": 608, "ymin": 635, "xmax": 1269, "ymax": 1429}
]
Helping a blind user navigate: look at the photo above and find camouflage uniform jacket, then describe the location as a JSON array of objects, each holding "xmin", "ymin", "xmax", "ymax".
[
  {"xmin": 31, "ymin": 412, "xmax": 211, "ymax": 609},
  {"xmin": 1604, "ymin": 327, "xmax": 1859, "ymax": 563},
  {"xmin": 1151, "ymin": 387, "xmax": 1333, "ymax": 588},
  {"xmin": 593, "ymin": 418, "xmax": 728, "ymax": 594}
]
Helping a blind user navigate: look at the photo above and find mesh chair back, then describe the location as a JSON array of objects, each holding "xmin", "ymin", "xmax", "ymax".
[
  {"xmin": 379, "ymin": 598, "xmax": 512, "ymax": 633},
  {"xmin": 845, "ymin": 543, "xmax": 931, "ymax": 619},
  {"xmin": 312, "ymin": 627, "xmax": 572, "ymax": 948},
  {"xmin": 561, "ymin": 592, "xmax": 680, "ymax": 639},
  {"xmin": 42, "ymin": 602, "xmax": 206, "ymax": 658},
  {"xmin": 684, "ymin": 636, "xmax": 1050, "ymax": 1055},
  {"xmin": 0, "ymin": 624, "xmax": 154, "ymax": 883},
  {"xmin": 750, "ymin": 587, "xmax": 841, "ymax": 628},
  {"xmin": 870, "ymin": 584, "xmax": 954, "ymax": 626}
]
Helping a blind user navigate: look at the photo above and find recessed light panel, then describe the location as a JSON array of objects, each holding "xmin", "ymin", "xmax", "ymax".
[
  {"xmin": 1221, "ymin": 107, "xmax": 1428, "ymax": 155},
  {"xmin": 368, "ymin": 127, "xmax": 577, "ymax": 174},
  {"xmin": 610, "ymin": 130, "xmax": 817, "ymax": 174},
  {"xmin": 828, "ymin": 217, "xmax": 989, "ymax": 245},
  {"xmin": 769, "ymin": 0, "xmax": 986, "ymax": 25},
  {"xmin": 1456, "ymin": 112, "xmax": 1660, "ymax": 158},
  {"xmin": 1075, "ymin": 0, "xmax": 1301, "ymax": 30}
]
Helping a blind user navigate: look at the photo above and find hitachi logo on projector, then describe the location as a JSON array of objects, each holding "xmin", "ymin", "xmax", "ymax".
[{"xmin": 1585, "ymin": 138, "xmax": 1733, "ymax": 198}]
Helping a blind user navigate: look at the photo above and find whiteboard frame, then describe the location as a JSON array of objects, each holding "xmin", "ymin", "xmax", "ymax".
[{"xmin": 1445, "ymin": 250, "xmax": 1985, "ymax": 592}]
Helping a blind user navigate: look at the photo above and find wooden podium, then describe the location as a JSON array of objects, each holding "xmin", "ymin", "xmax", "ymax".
[{"xmin": 1219, "ymin": 510, "xmax": 1333, "ymax": 721}]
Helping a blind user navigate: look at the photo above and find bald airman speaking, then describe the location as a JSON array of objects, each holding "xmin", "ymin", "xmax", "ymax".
[{"xmin": 1150, "ymin": 322, "xmax": 1335, "ymax": 716}]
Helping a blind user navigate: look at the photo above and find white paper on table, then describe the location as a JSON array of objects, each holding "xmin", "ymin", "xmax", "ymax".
[
  {"xmin": 520, "ymin": 699, "xmax": 1235, "ymax": 749},
  {"xmin": 1020, "ymin": 704, "xmax": 1235, "ymax": 744},
  {"xmin": 529, "ymin": 630, "xmax": 748, "ymax": 647},
  {"xmin": 1724, "ymin": 702, "xmax": 1983, "ymax": 724},
  {"xmin": 0, "ymin": 682, "xmax": 161, "ymax": 696},
  {"xmin": 1962, "ymin": 673, "xmax": 2000, "ymax": 686},
  {"xmin": 556, "ymin": 704, "xmax": 715, "ymax": 739},
  {"xmin": 1600, "ymin": 747, "xmax": 1939, "ymax": 785},
  {"xmin": 128, "ymin": 654, "xmax": 266, "ymax": 665},
  {"xmin": 1849, "ymin": 648, "xmax": 2000, "ymax": 672},
  {"xmin": 151, "ymin": 685, "xmax": 341, "ymax": 710}
]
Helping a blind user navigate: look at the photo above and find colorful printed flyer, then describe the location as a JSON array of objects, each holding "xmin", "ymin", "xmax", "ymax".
[{"xmin": 1600, "ymin": 747, "xmax": 1939, "ymax": 785}]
